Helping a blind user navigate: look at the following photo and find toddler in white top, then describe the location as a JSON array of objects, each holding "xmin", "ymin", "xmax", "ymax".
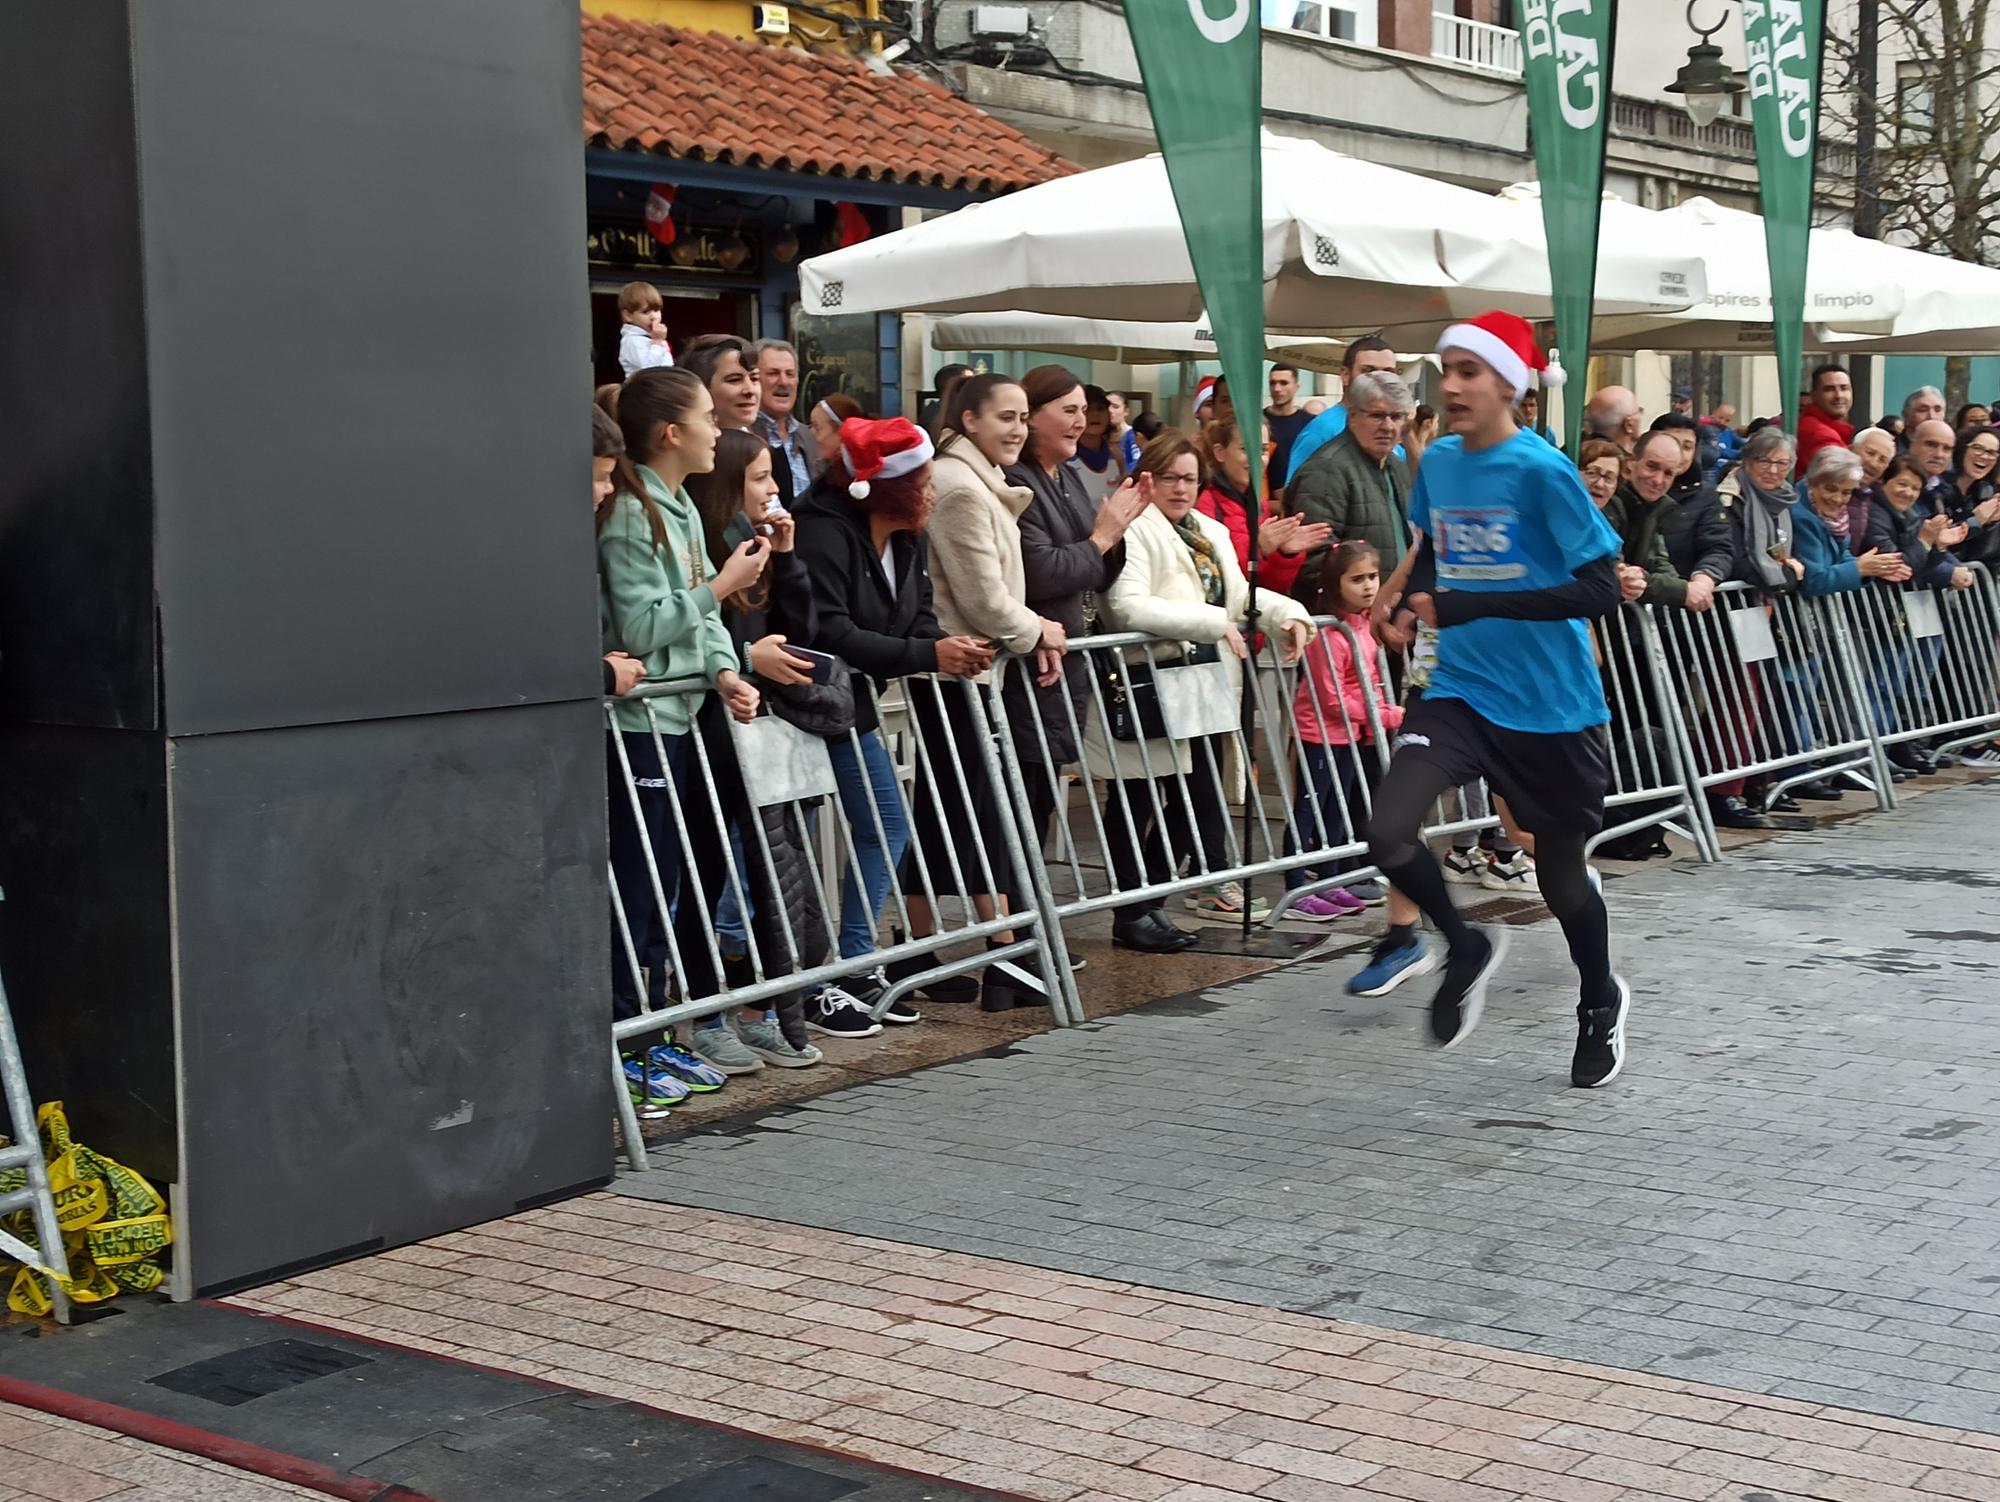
[{"xmin": 616, "ymin": 281, "xmax": 674, "ymax": 377}]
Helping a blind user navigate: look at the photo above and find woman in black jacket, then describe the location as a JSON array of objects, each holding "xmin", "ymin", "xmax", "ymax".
[
  {"xmin": 1001, "ymin": 365, "xmax": 1148, "ymax": 882},
  {"xmin": 794, "ymin": 418, "xmax": 1040, "ymax": 1011},
  {"xmin": 1940, "ymin": 425, "xmax": 2000, "ymax": 566},
  {"xmin": 685, "ymin": 429, "xmax": 839, "ymax": 1063}
]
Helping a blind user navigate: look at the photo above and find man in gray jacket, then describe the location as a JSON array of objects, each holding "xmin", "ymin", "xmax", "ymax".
[{"xmin": 1286, "ymin": 370, "xmax": 1416, "ymax": 567}]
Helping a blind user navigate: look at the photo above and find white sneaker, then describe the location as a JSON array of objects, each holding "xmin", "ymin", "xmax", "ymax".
[
  {"xmin": 1480, "ymin": 852, "xmax": 1540, "ymax": 893},
  {"xmin": 1441, "ymin": 849, "xmax": 1489, "ymax": 885}
]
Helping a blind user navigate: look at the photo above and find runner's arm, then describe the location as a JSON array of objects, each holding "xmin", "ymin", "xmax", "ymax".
[{"xmin": 1430, "ymin": 553, "xmax": 1621, "ymax": 625}]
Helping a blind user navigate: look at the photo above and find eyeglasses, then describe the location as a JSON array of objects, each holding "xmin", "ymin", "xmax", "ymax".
[
  {"xmin": 1354, "ymin": 410, "xmax": 1403, "ymax": 424},
  {"xmin": 1747, "ymin": 455, "xmax": 1791, "ymax": 471},
  {"xmin": 1970, "ymin": 446, "xmax": 2000, "ymax": 460}
]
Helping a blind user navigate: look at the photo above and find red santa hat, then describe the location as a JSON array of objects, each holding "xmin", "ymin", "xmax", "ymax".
[
  {"xmin": 1191, "ymin": 376, "xmax": 1219, "ymax": 418},
  {"xmin": 841, "ymin": 416, "xmax": 934, "ymax": 500},
  {"xmin": 1436, "ymin": 311, "xmax": 1566, "ymax": 399}
]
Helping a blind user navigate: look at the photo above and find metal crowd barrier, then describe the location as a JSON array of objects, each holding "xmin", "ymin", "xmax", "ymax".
[
  {"xmin": 1591, "ymin": 604, "xmax": 1721, "ymax": 862},
  {"xmin": 1644, "ymin": 580, "xmax": 1895, "ymax": 813},
  {"xmin": 1816, "ymin": 563, "xmax": 2000, "ymax": 761},
  {"xmin": 602, "ymin": 572, "xmax": 2000, "ymax": 1142},
  {"xmin": 980, "ymin": 627, "xmax": 1385, "ymax": 1024},
  {"xmin": 604, "ymin": 674, "xmax": 1066, "ymax": 1168}
]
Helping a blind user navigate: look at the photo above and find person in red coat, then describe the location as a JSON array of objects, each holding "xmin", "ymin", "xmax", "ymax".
[
  {"xmin": 1194, "ymin": 415, "xmax": 1331, "ymax": 598},
  {"xmin": 1794, "ymin": 362, "xmax": 1856, "ymax": 477}
]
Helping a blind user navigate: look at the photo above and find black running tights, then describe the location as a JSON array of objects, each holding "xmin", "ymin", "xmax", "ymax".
[{"xmin": 1365, "ymin": 754, "xmax": 1615, "ymax": 1007}]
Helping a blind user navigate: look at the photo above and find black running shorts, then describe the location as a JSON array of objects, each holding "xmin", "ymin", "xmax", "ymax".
[{"xmin": 1393, "ymin": 692, "xmax": 1610, "ymax": 835}]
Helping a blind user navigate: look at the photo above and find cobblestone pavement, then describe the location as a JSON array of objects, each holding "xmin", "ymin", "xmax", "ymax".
[
  {"xmin": 239, "ymin": 1200, "xmax": 2000, "ymax": 1502},
  {"xmin": 216, "ymin": 779, "xmax": 2000, "ymax": 1502},
  {"xmin": 625, "ymin": 777, "xmax": 2000, "ymax": 1434},
  {"xmin": 0, "ymin": 1401, "xmax": 324, "ymax": 1501}
]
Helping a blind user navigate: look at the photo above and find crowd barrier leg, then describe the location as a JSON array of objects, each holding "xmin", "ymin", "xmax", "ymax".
[{"xmin": 1813, "ymin": 592, "xmax": 1899, "ymax": 810}]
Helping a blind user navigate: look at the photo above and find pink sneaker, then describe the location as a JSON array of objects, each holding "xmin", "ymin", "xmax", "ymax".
[{"xmin": 1290, "ymin": 891, "xmax": 1363, "ymax": 921}]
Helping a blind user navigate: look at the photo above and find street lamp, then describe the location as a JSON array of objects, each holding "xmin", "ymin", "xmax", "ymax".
[{"xmin": 1665, "ymin": 1, "xmax": 1746, "ymax": 129}]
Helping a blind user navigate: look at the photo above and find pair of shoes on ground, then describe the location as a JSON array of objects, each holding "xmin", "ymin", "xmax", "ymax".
[
  {"xmin": 1184, "ymin": 881, "xmax": 1270, "ymax": 920},
  {"xmin": 1112, "ymin": 908, "xmax": 1199, "ymax": 953},
  {"xmin": 1441, "ymin": 848, "xmax": 1541, "ymax": 894},
  {"xmin": 1347, "ymin": 926, "xmax": 1628, "ymax": 1089},
  {"xmin": 621, "ymin": 1034, "xmax": 732, "ymax": 1118},
  {"xmin": 1289, "ymin": 879, "xmax": 1387, "ymax": 921}
]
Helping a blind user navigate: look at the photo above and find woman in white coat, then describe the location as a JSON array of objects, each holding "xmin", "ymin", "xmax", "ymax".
[{"xmin": 1086, "ymin": 430, "xmax": 1313, "ymax": 951}]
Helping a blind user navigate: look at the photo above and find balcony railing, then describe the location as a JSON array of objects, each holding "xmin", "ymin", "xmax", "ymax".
[{"xmin": 1431, "ymin": 13, "xmax": 1522, "ymax": 78}]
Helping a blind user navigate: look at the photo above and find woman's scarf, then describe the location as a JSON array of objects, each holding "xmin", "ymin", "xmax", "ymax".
[
  {"xmin": 1739, "ymin": 469, "xmax": 1797, "ymax": 590},
  {"xmin": 1821, "ymin": 503, "xmax": 1852, "ymax": 541},
  {"xmin": 1172, "ymin": 510, "xmax": 1227, "ymax": 607}
]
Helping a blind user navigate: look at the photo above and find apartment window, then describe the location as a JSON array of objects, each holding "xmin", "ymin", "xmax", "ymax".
[
  {"xmin": 1896, "ymin": 61, "xmax": 1936, "ymax": 139},
  {"xmin": 1286, "ymin": 0, "xmax": 1378, "ymax": 46}
]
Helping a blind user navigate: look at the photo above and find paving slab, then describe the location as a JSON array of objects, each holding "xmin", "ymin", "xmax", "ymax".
[{"xmin": 625, "ymin": 777, "xmax": 2000, "ymax": 1433}]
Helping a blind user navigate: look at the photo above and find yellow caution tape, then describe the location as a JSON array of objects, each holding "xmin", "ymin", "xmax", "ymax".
[{"xmin": 1, "ymin": 1103, "xmax": 172, "ymax": 1313}]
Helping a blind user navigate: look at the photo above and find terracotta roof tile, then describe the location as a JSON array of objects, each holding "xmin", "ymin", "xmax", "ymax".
[{"xmin": 581, "ymin": 14, "xmax": 1072, "ymax": 194}]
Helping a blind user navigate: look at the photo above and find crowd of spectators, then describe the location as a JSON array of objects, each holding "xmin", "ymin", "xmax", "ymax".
[{"xmin": 594, "ymin": 305, "xmax": 1999, "ymax": 1114}]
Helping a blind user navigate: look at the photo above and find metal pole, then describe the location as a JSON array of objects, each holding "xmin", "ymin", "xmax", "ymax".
[{"xmin": 1851, "ymin": 0, "xmax": 1880, "ymax": 419}]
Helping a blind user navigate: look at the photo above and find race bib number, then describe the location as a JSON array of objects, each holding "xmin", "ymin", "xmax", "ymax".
[{"xmin": 1433, "ymin": 505, "xmax": 1528, "ymax": 583}]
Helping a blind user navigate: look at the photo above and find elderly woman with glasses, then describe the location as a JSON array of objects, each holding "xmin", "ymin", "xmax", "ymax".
[{"xmin": 1793, "ymin": 447, "xmax": 1913, "ymax": 596}]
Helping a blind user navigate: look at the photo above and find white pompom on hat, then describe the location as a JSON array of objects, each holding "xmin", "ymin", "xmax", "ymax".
[
  {"xmin": 841, "ymin": 416, "xmax": 935, "ymax": 500},
  {"xmin": 1436, "ymin": 310, "xmax": 1565, "ymax": 399}
]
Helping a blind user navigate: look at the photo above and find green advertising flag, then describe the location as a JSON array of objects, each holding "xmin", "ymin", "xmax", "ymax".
[
  {"xmin": 1516, "ymin": 0, "xmax": 1618, "ymax": 457},
  {"xmin": 1741, "ymin": 0, "xmax": 1826, "ymax": 430},
  {"xmin": 1122, "ymin": 0, "xmax": 1264, "ymax": 508}
]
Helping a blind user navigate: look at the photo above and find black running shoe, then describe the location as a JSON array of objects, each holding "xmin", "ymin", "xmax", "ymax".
[
  {"xmin": 805, "ymin": 988, "xmax": 883, "ymax": 1039},
  {"xmin": 1572, "ymin": 977, "xmax": 1631, "ymax": 1088},
  {"xmin": 1429, "ymin": 925, "xmax": 1508, "ymax": 1047}
]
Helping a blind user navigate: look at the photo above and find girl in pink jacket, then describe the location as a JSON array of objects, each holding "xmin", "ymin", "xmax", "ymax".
[{"xmin": 1284, "ymin": 542, "xmax": 1404, "ymax": 919}]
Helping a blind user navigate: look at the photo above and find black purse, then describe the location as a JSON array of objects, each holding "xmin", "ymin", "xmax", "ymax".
[
  {"xmin": 764, "ymin": 660, "xmax": 857, "ymax": 740},
  {"xmin": 1093, "ymin": 643, "xmax": 1221, "ymax": 741}
]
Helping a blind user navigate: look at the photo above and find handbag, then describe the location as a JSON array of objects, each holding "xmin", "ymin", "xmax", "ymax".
[
  {"xmin": 1095, "ymin": 643, "xmax": 1228, "ymax": 741},
  {"xmin": 764, "ymin": 658, "xmax": 857, "ymax": 740}
]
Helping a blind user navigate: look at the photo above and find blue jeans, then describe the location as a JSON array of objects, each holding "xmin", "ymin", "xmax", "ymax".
[
  {"xmin": 828, "ymin": 730, "xmax": 911, "ymax": 959},
  {"xmin": 713, "ymin": 824, "xmax": 751, "ymax": 957}
]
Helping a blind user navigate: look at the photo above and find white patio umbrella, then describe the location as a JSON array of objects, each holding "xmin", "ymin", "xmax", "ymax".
[
  {"xmin": 929, "ymin": 312, "xmax": 1350, "ymax": 372},
  {"xmin": 1578, "ymin": 194, "xmax": 1910, "ymax": 351},
  {"xmin": 801, "ymin": 132, "xmax": 1705, "ymax": 333},
  {"xmin": 1813, "ymin": 246, "xmax": 2000, "ymax": 355}
]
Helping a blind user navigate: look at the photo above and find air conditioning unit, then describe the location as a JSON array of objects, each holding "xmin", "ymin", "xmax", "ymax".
[
  {"xmin": 753, "ymin": 5, "xmax": 791, "ymax": 36},
  {"xmin": 970, "ymin": 5, "xmax": 1032, "ymax": 39}
]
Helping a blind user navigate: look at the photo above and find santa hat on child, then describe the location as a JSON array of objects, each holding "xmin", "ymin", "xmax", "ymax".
[
  {"xmin": 1435, "ymin": 311, "xmax": 1566, "ymax": 399},
  {"xmin": 841, "ymin": 416, "xmax": 935, "ymax": 500}
]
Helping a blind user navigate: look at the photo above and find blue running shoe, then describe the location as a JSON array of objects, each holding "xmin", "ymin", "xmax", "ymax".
[
  {"xmin": 621, "ymin": 1055, "xmax": 688, "ymax": 1117},
  {"xmin": 649, "ymin": 1041, "xmax": 727, "ymax": 1093},
  {"xmin": 1347, "ymin": 937, "xmax": 1441, "ymax": 998}
]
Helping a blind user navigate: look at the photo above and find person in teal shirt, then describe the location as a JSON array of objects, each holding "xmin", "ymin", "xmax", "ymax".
[
  {"xmin": 1363, "ymin": 312, "xmax": 1631, "ymax": 1091},
  {"xmin": 599, "ymin": 367, "xmax": 768, "ymax": 1059},
  {"xmin": 1284, "ymin": 336, "xmax": 1404, "ymax": 484}
]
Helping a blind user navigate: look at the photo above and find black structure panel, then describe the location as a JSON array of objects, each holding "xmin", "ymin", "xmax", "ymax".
[
  {"xmin": 0, "ymin": 728, "xmax": 176, "ymax": 1183},
  {"xmin": 0, "ymin": 6, "xmax": 158, "ymax": 730},
  {"xmin": 168, "ymin": 703, "xmax": 610, "ymax": 1296},
  {"xmin": 132, "ymin": 0, "xmax": 598, "ymax": 735}
]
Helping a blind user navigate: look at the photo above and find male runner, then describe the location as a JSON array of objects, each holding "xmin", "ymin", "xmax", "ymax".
[{"xmin": 1366, "ymin": 311, "xmax": 1631, "ymax": 1088}]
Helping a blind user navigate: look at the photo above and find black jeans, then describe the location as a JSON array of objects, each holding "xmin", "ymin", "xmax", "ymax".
[{"xmin": 1100, "ymin": 735, "xmax": 1232, "ymax": 924}]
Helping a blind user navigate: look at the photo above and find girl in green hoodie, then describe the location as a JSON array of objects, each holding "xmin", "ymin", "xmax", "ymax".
[{"xmin": 600, "ymin": 368, "xmax": 768, "ymax": 1054}]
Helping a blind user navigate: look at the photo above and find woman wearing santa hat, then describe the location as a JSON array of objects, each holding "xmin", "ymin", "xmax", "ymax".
[
  {"xmin": 1363, "ymin": 311, "xmax": 1633, "ymax": 1090},
  {"xmin": 793, "ymin": 416, "xmax": 1045, "ymax": 1016}
]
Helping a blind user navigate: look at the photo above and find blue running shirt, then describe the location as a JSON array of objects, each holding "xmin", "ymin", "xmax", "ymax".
[{"xmin": 1406, "ymin": 430, "xmax": 1621, "ymax": 734}]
